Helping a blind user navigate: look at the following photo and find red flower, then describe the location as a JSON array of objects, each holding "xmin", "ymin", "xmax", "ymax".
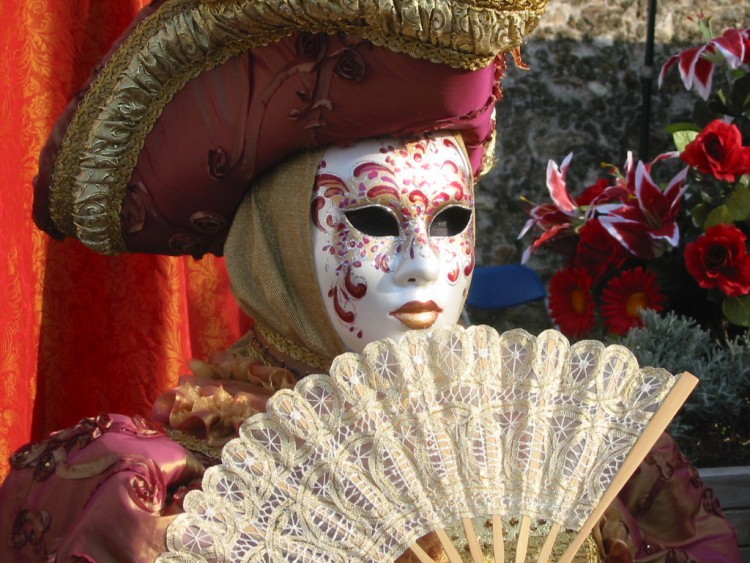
[
  {"xmin": 601, "ymin": 267, "xmax": 666, "ymax": 335},
  {"xmin": 575, "ymin": 220, "xmax": 628, "ymax": 278},
  {"xmin": 520, "ymin": 154, "xmax": 582, "ymax": 262},
  {"xmin": 598, "ymin": 160, "xmax": 687, "ymax": 259},
  {"xmin": 576, "ymin": 178, "xmax": 613, "ymax": 206},
  {"xmin": 684, "ymin": 224, "xmax": 750, "ymax": 296},
  {"xmin": 681, "ymin": 120, "xmax": 750, "ymax": 183},
  {"xmin": 711, "ymin": 27, "xmax": 750, "ymax": 69},
  {"xmin": 548, "ymin": 267, "xmax": 596, "ymax": 338},
  {"xmin": 659, "ymin": 27, "xmax": 750, "ymax": 100}
]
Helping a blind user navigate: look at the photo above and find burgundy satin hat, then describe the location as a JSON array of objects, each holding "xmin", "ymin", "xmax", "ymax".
[{"xmin": 34, "ymin": 0, "xmax": 548, "ymax": 257}]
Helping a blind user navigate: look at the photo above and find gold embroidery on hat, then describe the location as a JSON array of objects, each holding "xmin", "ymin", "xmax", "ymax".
[{"xmin": 49, "ymin": 0, "xmax": 548, "ymax": 254}]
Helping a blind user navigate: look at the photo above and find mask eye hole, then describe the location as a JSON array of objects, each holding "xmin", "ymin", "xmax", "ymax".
[
  {"xmin": 344, "ymin": 206, "xmax": 400, "ymax": 237},
  {"xmin": 429, "ymin": 206, "xmax": 472, "ymax": 237}
]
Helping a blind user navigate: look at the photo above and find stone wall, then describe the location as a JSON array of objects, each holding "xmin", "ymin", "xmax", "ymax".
[{"xmin": 473, "ymin": 0, "xmax": 750, "ymax": 333}]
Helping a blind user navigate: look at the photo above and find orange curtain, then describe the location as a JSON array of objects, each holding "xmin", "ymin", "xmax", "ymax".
[{"xmin": 0, "ymin": 1, "xmax": 248, "ymax": 482}]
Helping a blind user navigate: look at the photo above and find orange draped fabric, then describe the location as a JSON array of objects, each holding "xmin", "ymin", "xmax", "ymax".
[{"xmin": 0, "ymin": 1, "xmax": 248, "ymax": 482}]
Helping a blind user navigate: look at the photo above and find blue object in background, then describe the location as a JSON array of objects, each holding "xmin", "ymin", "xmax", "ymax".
[{"xmin": 466, "ymin": 264, "xmax": 546, "ymax": 310}]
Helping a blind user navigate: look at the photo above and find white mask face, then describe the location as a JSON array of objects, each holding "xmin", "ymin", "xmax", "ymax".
[{"xmin": 311, "ymin": 132, "xmax": 475, "ymax": 353}]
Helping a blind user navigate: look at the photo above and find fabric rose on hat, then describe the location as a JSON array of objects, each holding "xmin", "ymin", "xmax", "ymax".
[
  {"xmin": 684, "ymin": 224, "xmax": 750, "ymax": 297},
  {"xmin": 680, "ymin": 120, "xmax": 750, "ymax": 182}
]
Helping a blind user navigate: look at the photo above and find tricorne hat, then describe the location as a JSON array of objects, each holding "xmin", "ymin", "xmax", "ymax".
[{"xmin": 34, "ymin": 0, "xmax": 548, "ymax": 257}]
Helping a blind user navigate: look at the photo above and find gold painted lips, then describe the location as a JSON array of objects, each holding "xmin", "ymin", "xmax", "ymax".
[{"xmin": 389, "ymin": 300, "xmax": 443, "ymax": 329}]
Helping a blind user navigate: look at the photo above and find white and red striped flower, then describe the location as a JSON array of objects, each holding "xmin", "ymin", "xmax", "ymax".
[
  {"xmin": 659, "ymin": 26, "xmax": 750, "ymax": 100},
  {"xmin": 519, "ymin": 153, "xmax": 584, "ymax": 262},
  {"xmin": 598, "ymin": 160, "xmax": 688, "ymax": 259}
]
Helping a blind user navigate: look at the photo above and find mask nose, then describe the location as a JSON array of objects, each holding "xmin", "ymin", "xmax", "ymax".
[{"xmin": 394, "ymin": 235, "xmax": 440, "ymax": 285}]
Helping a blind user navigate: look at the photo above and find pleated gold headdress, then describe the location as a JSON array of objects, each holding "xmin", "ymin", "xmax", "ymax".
[{"xmin": 33, "ymin": 0, "xmax": 549, "ymax": 257}]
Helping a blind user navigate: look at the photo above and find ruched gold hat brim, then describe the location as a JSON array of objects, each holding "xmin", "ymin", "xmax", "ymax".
[{"xmin": 42, "ymin": 0, "xmax": 548, "ymax": 255}]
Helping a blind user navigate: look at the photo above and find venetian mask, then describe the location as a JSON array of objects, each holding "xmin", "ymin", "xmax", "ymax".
[{"xmin": 311, "ymin": 132, "xmax": 475, "ymax": 352}]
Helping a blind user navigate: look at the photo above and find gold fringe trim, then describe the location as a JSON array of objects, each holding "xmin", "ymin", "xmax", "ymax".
[
  {"xmin": 167, "ymin": 429, "xmax": 223, "ymax": 460},
  {"xmin": 250, "ymin": 323, "xmax": 332, "ymax": 372},
  {"xmin": 243, "ymin": 338, "xmax": 272, "ymax": 367}
]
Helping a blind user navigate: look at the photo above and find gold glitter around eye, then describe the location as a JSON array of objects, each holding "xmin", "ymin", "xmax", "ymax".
[
  {"xmin": 343, "ymin": 205, "xmax": 401, "ymax": 238},
  {"xmin": 429, "ymin": 205, "xmax": 473, "ymax": 237}
]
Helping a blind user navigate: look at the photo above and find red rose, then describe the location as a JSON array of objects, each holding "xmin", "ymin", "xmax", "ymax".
[
  {"xmin": 680, "ymin": 119, "xmax": 750, "ymax": 182},
  {"xmin": 684, "ymin": 224, "xmax": 750, "ymax": 296},
  {"xmin": 575, "ymin": 220, "xmax": 628, "ymax": 278}
]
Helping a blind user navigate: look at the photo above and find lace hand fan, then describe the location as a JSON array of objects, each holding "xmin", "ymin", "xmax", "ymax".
[{"xmin": 159, "ymin": 326, "xmax": 697, "ymax": 562}]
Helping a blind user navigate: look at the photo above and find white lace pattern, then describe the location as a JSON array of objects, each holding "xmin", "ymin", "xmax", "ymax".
[{"xmin": 159, "ymin": 326, "xmax": 678, "ymax": 562}]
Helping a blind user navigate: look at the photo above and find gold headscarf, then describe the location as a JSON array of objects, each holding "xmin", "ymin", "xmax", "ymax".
[
  {"xmin": 224, "ymin": 132, "xmax": 478, "ymax": 374},
  {"xmin": 224, "ymin": 149, "xmax": 345, "ymax": 371}
]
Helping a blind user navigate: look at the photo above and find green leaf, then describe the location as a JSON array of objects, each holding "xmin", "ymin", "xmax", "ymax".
[
  {"xmin": 664, "ymin": 122, "xmax": 701, "ymax": 134},
  {"xmin": 672, "ymin": 130, "xmax": 698, "ymax": 152},
  {"xmin": 729, "ymin": 71, "xmax": 750, "ymax": 117},
  {"xmin": 726, "ymin": 185, "xmax": 750, "ymax": 222},
  {"xmin": 703, "ymin": 205, "xmax": 734, "ymax": 229},
  {"xmin": 690, "ymin": 202, "xmax": 712, "ymax": 228},
  {"xmin": 723, "ymin": 295, "xmax": 750, "ymax": 327},
  {"xmin": 698, "ymin": 17, "xmax": 713, "ymax": 41}
]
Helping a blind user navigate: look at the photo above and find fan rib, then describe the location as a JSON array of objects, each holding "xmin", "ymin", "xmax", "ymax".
[
  {"xmin": 436, "ymin": 528, "xmax": 464, "ymax": 563},
  {"xmin": 407, "ymin": 541, "xmax": 435, "ymax": 562},
  {"xmin": 558, "ymin": 371, "xmax": 699, "ymax": 562},
  {"xmin": 536, "ymin": 521, "xmax": 560, "ymax": 562},
  {"xmin": 462, "ymin": 517, "xmax": 484, "ymax": 562},
  {"xmin": 492, "ymin": 514, "xmax": 505, "ymax": 563},
  {"xmin": 515, "ymin": 515, "xmax": 531, "ymax": 563}
]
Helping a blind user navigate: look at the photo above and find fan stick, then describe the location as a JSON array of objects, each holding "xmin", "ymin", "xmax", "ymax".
[
  {"xmin": 492, "ymin": 514, "xmax": 505, "ymax": 563},
  {"xmin": 514, "ymin": 515, "xmax": 531, "ymax": 563},
  {"xmin": 407, "ymin": 542, "xmax": 436, "ymax": 563},
  {"xmin": 462, "ymin": 518, "xmax": 484, "ymax": 563},
  {"xmin": 559, "ymin": 372, "xmax": 698, "ymax": 562},
  {"xmin": 436, "ymin": 528, "xmax": 465, "ymax": 563},
  {"xmin": 536, "ymin": 522, "xmax": 560, "ymax": 562}
]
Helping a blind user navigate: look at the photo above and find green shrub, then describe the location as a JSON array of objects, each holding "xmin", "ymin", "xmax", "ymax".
[{"xmin": 616, "ymin": 309, "xmax": 750, "ymax": 466}]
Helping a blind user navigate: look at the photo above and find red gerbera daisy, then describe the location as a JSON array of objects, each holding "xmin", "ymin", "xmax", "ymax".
[
  {"xmin": 548, "ymin": 267, "xmax": 596, "ymax": 338},
  {"xmin": 601, "ymin": 267, "xmax": 666, "ymax": 335}
]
